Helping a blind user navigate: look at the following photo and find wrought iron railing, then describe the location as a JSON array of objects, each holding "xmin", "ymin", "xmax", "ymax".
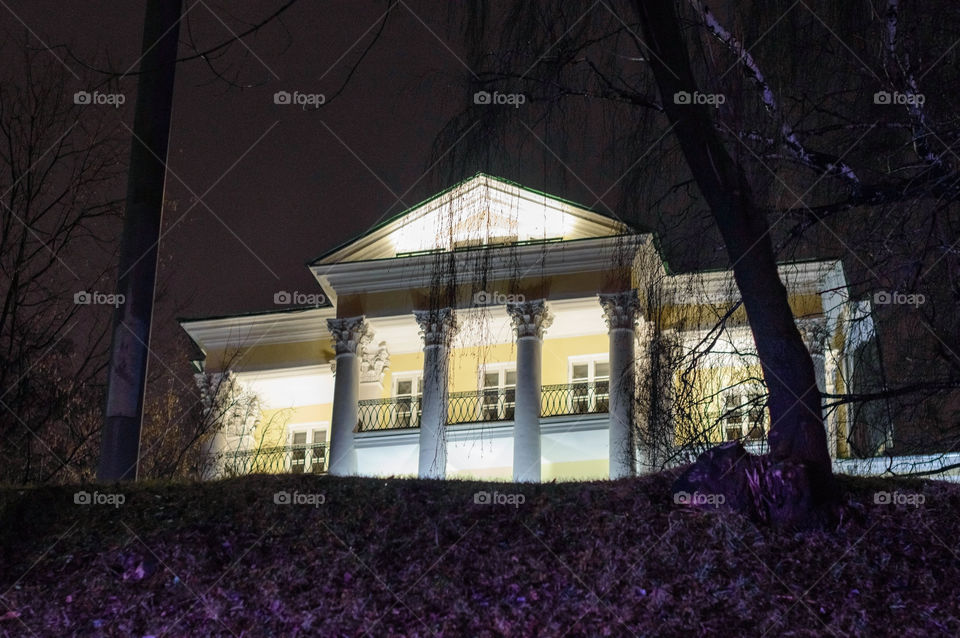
[
  {"xmin": 540, "ymin": 382, "xmax": 609, "ymax": 417},
  {"xmin": 448, "ymin": 388, "xmax": 516, "ymax": 424},
  {"xmin": 356, "ymin": 383, "xmax": 610, "ymax": 432},
  {"xmin": 210, "ymin": 443, "xmax": 328, "ymax": 476},
  {"xmin": 358, "ymin": 396, "xmax": 422, "ymax": 431}
]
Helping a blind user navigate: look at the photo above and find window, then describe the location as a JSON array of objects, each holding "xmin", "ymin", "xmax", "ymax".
[
  {"xmin": 289, "ymin": 426, "xmax": 328, "ymax": 474},
  {"xmin": 393, "ymin": 375, "xmax": 423, "ymax": 428},
  {"xmin": 721, "ymin": 389, "xmax": 767, "ymax": 442},
  {"xmin": 479, "ymin": 366, "xmax": 516, "ymax": 421},
  {"xmin": 569, "ymin": 357, "xmax": 610, "ymax": 414}
]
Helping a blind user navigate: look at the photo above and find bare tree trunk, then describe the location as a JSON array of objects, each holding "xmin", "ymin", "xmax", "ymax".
[
  {"xmin": 635, "ymin": 0, "xmax": 834, "ymax": 522},
  {"xmin": 98, "ymin": 0, "xmax": 183, "ymax": 481}
]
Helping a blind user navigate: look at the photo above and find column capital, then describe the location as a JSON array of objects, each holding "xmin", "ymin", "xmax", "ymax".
[
  {"xmin": 599, "ymin": 290, "xmax": 641, "ymax": 331},
  {"xmin": 507, "ymin": 299, "xmax": 553, "ymax": 339},
  {"xmin": 413, "ymin": 307, "xmax": 457, "ymax": 347},
  {"xmin": 798, "ymin": 317, "xmax": 829, "ymax": 355},
  {"xmin": 360, "ymin": 340, "xmax": 390, "ymax": 383},
  {"xmin": 327, "ymin": 316, "xmax": 369, "ymax": 356}
]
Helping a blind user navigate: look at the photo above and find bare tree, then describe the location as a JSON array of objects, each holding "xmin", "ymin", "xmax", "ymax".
[
  {"xmin": 434, "ymin": 0, "xmax": 960, "ymax": 523},
  {"xmin": 0, "ymin": 44, "xmax": 125, "ymax": 484},
  {"xmin": 92, "ymin": 0, "xmax": 395, "ymax": 479},
  {"xmin": 636, "ymin": 0, "xmax": 834, "ymax": 525}
]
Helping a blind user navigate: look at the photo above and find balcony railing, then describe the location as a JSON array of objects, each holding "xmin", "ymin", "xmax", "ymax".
[
  {"xmin": 541, "ymin": 382, "xmax": 609, "ymax": 416},
  {"xmin": 358, "ymin": 396, "xmax": 422, "ymax": 431},
  {"xmin": 209, "ymin": 443, "xmax": 328, "ymax": 476},
  {"xmin": 448, "ymin": 388, "xmax": 516, "ymax": 425},
  {"xmin": 356, "ymin": 382, "xmax": 610, "ymax": 432}
]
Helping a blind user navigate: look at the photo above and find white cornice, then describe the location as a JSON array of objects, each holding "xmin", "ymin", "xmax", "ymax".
[
  {"xmin": 180, "ymin": 307, "xmax": 335, "ymax": 352},
  {"xmin": 233, "ymin": 364, "xmax": 331, "ymax": 381},
  {"xmin": 664, "ymin": 260, "xmax": 843, "ymax": 305},
  {"xmin": 314, "ymin": 235, "xmax": 651, "ymax": 297}
]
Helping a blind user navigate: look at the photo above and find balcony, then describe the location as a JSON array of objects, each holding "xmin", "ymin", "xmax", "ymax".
[
  {"xmin": 209, "ymin": 443, "xmax": 328, "ymax": 476},
  {"xmin": 356, "ymin": 382, "xmax": 610, "ymax": 432}
]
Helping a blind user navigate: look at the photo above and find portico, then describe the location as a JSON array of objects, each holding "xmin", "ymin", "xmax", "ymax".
[{"xmin": 181, "ymin": 174, "xmax": 865, "ymax": 483}]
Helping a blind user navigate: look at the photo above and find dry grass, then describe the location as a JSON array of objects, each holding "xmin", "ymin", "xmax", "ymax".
[{"xmin": 0, "ymin": 471, "xmax": 957, "ymax": 636}]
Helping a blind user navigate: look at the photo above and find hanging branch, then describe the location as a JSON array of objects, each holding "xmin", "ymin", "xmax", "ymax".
[
  {"xmin": 689, "ymin": 0, "xmax": 861, "ymax": 186},
  {"xmin": 883, "ymin": 0, "xmax": 943, "ymax": 168}
]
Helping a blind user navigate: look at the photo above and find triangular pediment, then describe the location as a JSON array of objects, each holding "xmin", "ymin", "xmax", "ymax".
[{"xmin": 312, "ymin": 174, "xmax": 634, "ymax": 264}]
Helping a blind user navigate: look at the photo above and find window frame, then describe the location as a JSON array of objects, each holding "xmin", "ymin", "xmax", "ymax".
[
  {"xmin": 567, "ymin": 354, "xmax": 610, "ymax": 414},
  {"xmin": 391, "ymin": 372, "xmax": 423, "ymax": 428},
  {"xmin": 287, "ymin": 422, "xmax": 329, "ymax": 474},
  {"xmin": 720, "ymin": 386, "xmax": 768, "ymax": 442},
  {"xmin": 478, "ymin": 362, "xmax": 517, "ymax": 421}
]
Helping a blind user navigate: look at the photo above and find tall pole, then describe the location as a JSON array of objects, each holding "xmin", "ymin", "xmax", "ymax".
[{"xmin": 98, "ymin": 0, "xmax": 183, "ymax": 480}]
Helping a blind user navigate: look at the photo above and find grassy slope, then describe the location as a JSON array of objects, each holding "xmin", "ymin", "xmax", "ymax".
[{"xmin": 0, "ymin": 472, "xmax": 958, "ymax": 637}]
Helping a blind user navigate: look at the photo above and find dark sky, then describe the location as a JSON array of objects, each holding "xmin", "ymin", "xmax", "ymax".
[
  {"xmin": 0, "ymin": 0, "xmax": 692, "ymax": 390},
  {"xmin": 0, "ymin": 1, "xmax": 629, "ymax": 328},
  {"xmin": 0, "ymin": 2, "xmax": 437, "ymax": 315}
]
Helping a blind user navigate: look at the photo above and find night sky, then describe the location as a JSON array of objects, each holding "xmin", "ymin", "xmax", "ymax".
[{"xmin": 0, "ymin": 1, "xmax": 625, "ymax": 326}]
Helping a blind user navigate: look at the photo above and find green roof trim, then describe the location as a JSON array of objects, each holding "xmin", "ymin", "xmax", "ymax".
[{"xmin": 177, "ymin": 304, "xmax": 332, "ymax": 326}]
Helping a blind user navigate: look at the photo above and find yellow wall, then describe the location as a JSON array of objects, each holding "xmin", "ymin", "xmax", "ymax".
[
  {"xmin": 382, "ymin": 351, "xmax": 426, "ymax": 394},
  {"xmin": 256, "ymin": 407, "xmax": 292, "ymax": 448},
  {"xmin": 543, "ymin": 459, "xmax": 608, "ymax": 481},
  {"xmin": 835, "ymin": 364, "xmax": 849, "ymax": 458},
  {"xmin": 198, "ymin": 287, "xmax": 835, "ymax": 470},
  {"xmin": 382, "ymin": 334, "xmax": 610, "ymax": 398},
  {"xmin": 204, "ymin": 339, "xmax": 333, "ymax": 374},
  {"xmin": 672, "ymin": 363, "xmax": 766, "ymax": 447},
  {"xmin": 255, "ymin": 404, "xmax": 333, "ymax": 448},
  {"xmin": 657, "ymin": 294, "xmax": 823, "ymax": 331},
  {"xmin": 242, "ymin": 336, "xmax": 776, "ymax": 453}
]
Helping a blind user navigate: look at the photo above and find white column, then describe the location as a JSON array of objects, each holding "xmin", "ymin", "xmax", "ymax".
[
  {"xmin": 507, "ymin": 299, "xmax": 553, "ymax": 483},
  {"xmin": 600, "ymin": 290, "xmax": 641, "ymax": 479},
  {"xmin": 800, "ymin": 318, "xmax": 832, "ymax": 457},
  {"xmin": 413, "ymin": 308, "xmax": 457, "ymax": 479},
  {"xmin": 824, "ymin": 350, "xmax": 839, "ymax": 458},
  {"xmin": 326, "ymin": 316, "xmax": 368, "ymax": 476},
  {"xmin": 637, "ymin": 322, "xmax": 676, "ymax": 473}
]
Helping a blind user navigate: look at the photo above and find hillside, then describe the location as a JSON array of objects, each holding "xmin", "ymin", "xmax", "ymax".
[{"xmin": 1, "ymin": 472, "xmax": 958, "ymax": 637}]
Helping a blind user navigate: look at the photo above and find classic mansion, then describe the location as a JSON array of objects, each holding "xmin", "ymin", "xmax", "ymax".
[{"xmin": 180, "ymin": 174, "xmax": 950, "ymax": 482}]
